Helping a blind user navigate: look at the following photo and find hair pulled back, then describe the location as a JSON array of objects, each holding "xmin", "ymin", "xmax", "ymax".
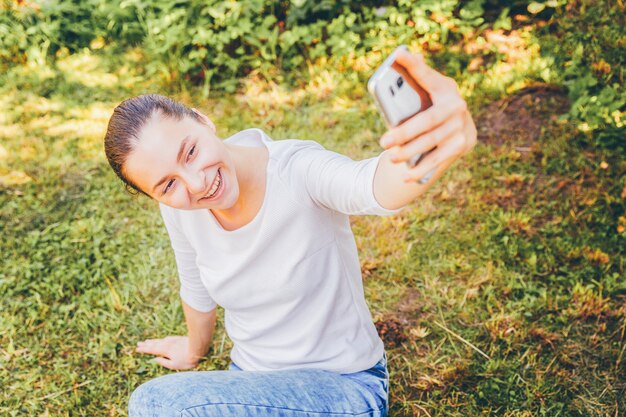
[{"xmin": 103, "ymin": 94, "xmax": 202, "ymax": 195}]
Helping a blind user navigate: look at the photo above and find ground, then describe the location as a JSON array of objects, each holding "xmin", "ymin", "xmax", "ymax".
[{"xmin": 1, "ymin": 38, "xmax": 624, "ymax": 416}]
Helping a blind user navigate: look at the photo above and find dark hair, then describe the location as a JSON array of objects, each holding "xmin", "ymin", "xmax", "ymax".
[{"xmin": 103, "ymin": 94, "xmax": 202, "ymax": 196}]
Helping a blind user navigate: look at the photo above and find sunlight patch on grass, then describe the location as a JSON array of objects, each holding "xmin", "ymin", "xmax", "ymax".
[
  {"xmin": 353, "ymin": 214, "xmax": 412, "ymax": 261},
  {"xmin": 460, "ymin": 28, "xmax": 557, "ymax": 103},
  {"xmin": 488, "ymin": 46, "xmax": 553, "ymax": 93},
  {"xmin": 45, "ymin": 119, "xmax": 105, "ymax": 142},
  {"xmin": 20, "ymin": 95, "xmax": 65, "ymax": 116},
  {"xmin": 23, "ymin": 60, "xmax": 57, "ymax": 81},
  {"xmin": 44, "ymin": 106, "xmax": 111, "ymax": 151},
  {"xmin": 304, "ymin": 68, "xmax": 339, "ymax": 100},
  {"xmin": 239, "ymin": 77, "xmax": 305, "ymax": 108},
  {"xmin": 25, "ymin": 114, "xmax": 65, "ymax": 133},
  {"xmin": 0, "ymin": 123, "xmax": 20, "ymax": 140},
  {"xmin": 57, "ymin": 52, "xmax": 119, "ymax": 88},
  {"xmin": 0, "ymin": 170, "xmax": 33, "ymax": 186},
  {"xmin": 330, "ymin": 95, "xmax": 367, "ymax": 113}
]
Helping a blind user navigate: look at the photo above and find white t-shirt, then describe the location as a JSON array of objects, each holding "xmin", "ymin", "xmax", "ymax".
[{"xmin": 159, "ymin": 128, "xmax": 402, "ymax": 373}]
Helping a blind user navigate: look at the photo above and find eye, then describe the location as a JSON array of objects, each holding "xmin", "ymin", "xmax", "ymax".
[
  {"xmin": 186, "ymin": 145, "xmax": 196, "ymax": 162},
  {"xmin": 163, "ymin": 179, "xmax": 175, "ymax": 194}
]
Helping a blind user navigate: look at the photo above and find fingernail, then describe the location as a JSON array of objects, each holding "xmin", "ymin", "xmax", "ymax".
[{"xmin": 380, "ymin": 135, "xmax": 392, "ymax": 148}]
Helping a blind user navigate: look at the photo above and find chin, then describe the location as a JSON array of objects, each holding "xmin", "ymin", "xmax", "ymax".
[{"xmin": 203, "ymin": 189, "xmax": 239, "ymax": 210}]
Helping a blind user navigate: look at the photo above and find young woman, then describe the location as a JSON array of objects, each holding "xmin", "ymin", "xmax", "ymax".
[{"xmin": 104, "ymin": 51, "xmax": 477, "ymax": 417}]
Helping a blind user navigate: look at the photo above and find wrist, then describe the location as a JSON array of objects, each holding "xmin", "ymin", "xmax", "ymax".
[{"xmin": 186, "ymin": 338, "xmax": 209, "ymax": 364}]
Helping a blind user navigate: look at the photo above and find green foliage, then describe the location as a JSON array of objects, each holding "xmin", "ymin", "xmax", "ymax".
[
  {"xmin": 1, "ymin": 0, "xmax": 502, "ymax": 89},
  {"xmin": 116, "ymin": 0, "xmax": 495, "ymax": 91},
  {"xmin": 0, "ymin": 0, "xmax": 106, "ymax": 69},
  {"xmin": 539, "ymin": 0, "xmax": 626, "ymax": 149},
  {"xmin": 3, "ymin": 0, "xmax": 621, "ymax": 147}
]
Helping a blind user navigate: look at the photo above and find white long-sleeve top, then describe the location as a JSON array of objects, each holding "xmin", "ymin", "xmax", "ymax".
[{"xmin": 159, "ymin": 128, "xmax": 401, "ymax": 373}]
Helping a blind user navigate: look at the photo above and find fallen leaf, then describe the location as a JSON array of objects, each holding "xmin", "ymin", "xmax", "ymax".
[
  {"xmin": 410, "ymin": 326, "xmax": 430, "ymax": 339},
  {"xmin": 583, "ymin": 248, "xmax": 610, "ymax": 265}
]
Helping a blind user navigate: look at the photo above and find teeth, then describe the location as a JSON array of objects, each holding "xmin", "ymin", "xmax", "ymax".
[{"xmin": 203, "ymin": 170, "xmax": 221, "ymax": 199}]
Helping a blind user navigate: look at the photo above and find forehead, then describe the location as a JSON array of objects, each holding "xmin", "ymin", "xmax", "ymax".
[{"xmin": 135, "ymin": 112, "xmax": 198, "ymax": 150}]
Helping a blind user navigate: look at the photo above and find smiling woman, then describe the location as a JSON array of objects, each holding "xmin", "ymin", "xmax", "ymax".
[
  {"xmin": 102, "ymin": 51, "xmax": 476, "ymax": 417},
  {"xmin": 105, "ymin": 94, "xmax": 270, "ymax": 229}
]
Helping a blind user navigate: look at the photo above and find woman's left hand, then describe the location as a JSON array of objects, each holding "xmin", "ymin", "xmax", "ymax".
[{"xmin": 379, "ymin": 50, "xmax": 477, "ymax": 183}]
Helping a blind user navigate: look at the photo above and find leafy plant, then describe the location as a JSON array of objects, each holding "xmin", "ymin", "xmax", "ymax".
[{"xmin": 538, "ymin": 0, "xmax": 626, "ymax": 149}]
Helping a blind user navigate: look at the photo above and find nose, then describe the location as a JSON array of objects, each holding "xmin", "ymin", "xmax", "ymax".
[{"xmin": 181, "ymin": 168, "xmax": 206, "ymax": 195}]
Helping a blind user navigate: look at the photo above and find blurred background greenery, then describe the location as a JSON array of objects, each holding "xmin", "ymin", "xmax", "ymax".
[{"xmin": 0, "ymin": 0, "xmax": 624, "ymax": 416}]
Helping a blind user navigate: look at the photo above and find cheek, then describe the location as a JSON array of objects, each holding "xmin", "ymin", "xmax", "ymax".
[
  {"xmin": 201, "ymin": 142, "xmax": 226, "ymax": 162},
  {"xmin": 226, "ymin": 174, "xmax": 240, "ymax": 202},
  {"xmin": 159, "ymin": 186, "xmax": 191, "ymax": 209}
]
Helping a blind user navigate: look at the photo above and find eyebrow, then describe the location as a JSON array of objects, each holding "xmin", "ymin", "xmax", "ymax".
[{"xmin": 151, "ymin": 136, "xmax": 190, "ymax": 194}]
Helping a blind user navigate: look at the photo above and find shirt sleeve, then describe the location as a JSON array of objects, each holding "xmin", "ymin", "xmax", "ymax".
[
  {"xmin": 280, "ymin": 140, "xmax": 403, "ymax": 216},
  {"xmin": 159, "ymin": 204, "xmax": 217, "ymax": 313}
]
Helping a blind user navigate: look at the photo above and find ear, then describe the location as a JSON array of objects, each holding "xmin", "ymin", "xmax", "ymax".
[{"xmin": 191, "ymin": 108, "xmax": 216, "ymax": 133}]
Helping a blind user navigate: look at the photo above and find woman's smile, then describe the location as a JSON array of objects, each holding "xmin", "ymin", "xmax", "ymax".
[
  {"xmin": 121, "ymin": 110, "xmax": 241, "ymax": 210},
  {"xmin": 199, "ymin": 168, "xmax": 224, "ymax": 202}
]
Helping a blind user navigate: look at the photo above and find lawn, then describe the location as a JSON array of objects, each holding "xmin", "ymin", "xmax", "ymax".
[{"xmin": 1, "ymin": 2, "xmax": 624, "ymax": 416}]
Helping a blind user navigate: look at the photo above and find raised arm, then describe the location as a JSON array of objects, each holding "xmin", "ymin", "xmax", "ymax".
[{"xmin": 373, "ymin": 51, "xmax": 477, "ymax": 210}]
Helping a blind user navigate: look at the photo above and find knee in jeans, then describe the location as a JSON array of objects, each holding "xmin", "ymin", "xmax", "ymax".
[{"xmin": 128, "ymin": 376, "xmax": 183, "ymax": 417}]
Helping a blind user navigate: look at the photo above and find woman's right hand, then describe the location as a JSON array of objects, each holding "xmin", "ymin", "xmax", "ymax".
[{"xmin": 136, "ymin": 335, "xmax": 200, "ymax": 370}]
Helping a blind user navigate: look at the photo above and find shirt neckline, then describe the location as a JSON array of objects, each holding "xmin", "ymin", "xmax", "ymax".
[{"xmin": 204, "ymin": 129, "xmax": 272, "ymax": 234}]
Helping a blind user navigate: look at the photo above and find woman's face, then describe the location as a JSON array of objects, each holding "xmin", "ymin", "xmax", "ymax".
[{"xmin": 123, "ymin": 111, "xmax": 239, "ymax": 210}]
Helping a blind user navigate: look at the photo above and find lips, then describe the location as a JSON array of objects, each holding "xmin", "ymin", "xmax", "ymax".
[{"xmin": 200, "ymin": 169, "xmax": 223, "ymax": 201}]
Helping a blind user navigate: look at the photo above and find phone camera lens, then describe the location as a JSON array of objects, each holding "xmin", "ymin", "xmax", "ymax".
[{"xmin": 396, "ymin": 77, "xmax": 404, "ymax": 88}]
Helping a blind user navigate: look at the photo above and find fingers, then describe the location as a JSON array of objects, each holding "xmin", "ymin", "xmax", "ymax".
[
  {"xmin": 461, "ymin": 111, "xmax": 478, "ymax": 154},
  {"xmin": 136, "ymin": 338, "xmax": 169, "ymax": 357},
  {"xmin": 381, "ymin": 96, "xmax": 466, "ymax": 149},
  {"xmin": 380, "ymin": 49, "xmax": 467, "ymax": 151},
  {"xmin": 389, "ymin": 116, "xmax": 464, "ymax": 163},
  {"xmin": 395, "ymin": 50, "xmax": 449, "ymax": 95},
  {"xmin": 136, "ymin": 339, "xmax": 174, "ymax": 369},
  {"xmin": 403, "ymin": 134, "xmax": 466, "ymax": 183},
  {"xmin": 154, "ymin": 356, "xmax": 176, "ymax": 370},
  {"xmin": 134, "ymin": 336, "xmax": 197, "ymax": 370}
]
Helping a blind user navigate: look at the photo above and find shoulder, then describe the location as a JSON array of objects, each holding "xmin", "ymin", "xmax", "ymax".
[
  {"xmin": 159, "ymin": 202, "xmax": 195, "ymax": 230},
  {"xmin": 270, "ymin": 137, "xmax": 329, "ymax": 171},
  {"xmin": 224, "ymin": 128, "xmax": 325, "ymax": 161},
  {"xmin": 159, "ymin": 202, "xmax": 179, "ymax": 226},
  {"xmin": 159, "ymin": 202, "xmax": 174, "ymax": 218},
  {"xmin": 230, "ymin": 128, "xmax": 330, "ymax": 175},
  {"xmin": 249, "ymin": 132, "xmax": 334, "ymax": 207}
]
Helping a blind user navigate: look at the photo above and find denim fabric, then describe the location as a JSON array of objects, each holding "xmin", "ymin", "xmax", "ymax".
[{"xmin": 129, "ymin": 353, "xmax": 389, "ymax": 417}]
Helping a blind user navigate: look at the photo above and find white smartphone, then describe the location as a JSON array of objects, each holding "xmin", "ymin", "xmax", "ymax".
[{"xmin": 368, "ymin": 45, "xmax": 436, "ymax": 184}]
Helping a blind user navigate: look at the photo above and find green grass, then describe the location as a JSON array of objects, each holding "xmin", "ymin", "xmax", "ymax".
[{"xmin": 1, "ymin": 28, "xmax": 625, "ymax": 417}]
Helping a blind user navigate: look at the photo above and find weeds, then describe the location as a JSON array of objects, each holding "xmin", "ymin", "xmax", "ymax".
[{"xmin": 1, "ymin": 2, "xmax": 625, "ymax": 416}]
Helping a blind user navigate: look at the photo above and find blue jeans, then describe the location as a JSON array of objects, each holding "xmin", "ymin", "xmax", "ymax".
[{"xmin": 129, "ymin": 353, "xmax": 389, "ymax": 417}]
